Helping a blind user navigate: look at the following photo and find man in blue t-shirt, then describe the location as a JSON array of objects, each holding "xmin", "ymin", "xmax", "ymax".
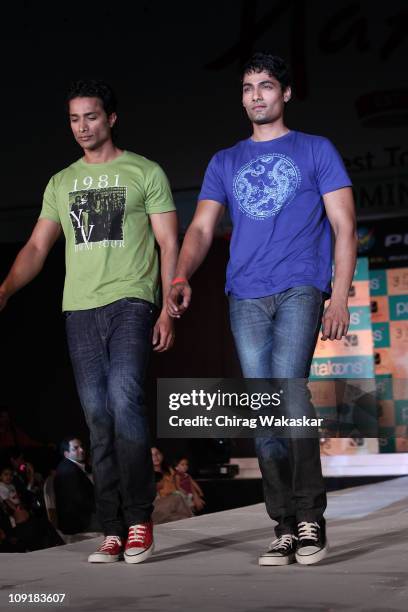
[{"xmin": 167, "ymin": 52, "xmax": 357, "ymax": 566}]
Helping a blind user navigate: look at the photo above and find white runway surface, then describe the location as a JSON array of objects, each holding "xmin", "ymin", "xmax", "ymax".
[{"xmin": 1, "ymin": 477, "xmax": 408, "ymax": 612}]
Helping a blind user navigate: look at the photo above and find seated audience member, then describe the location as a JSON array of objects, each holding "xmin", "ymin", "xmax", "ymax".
[
  {"xmin": 0, "ymin": 466, "xmax": 22, "ymax": 513},
  {"xmin": 8, "ymin": 449, "xmax": 44, "ymax": 515},
  {"xmin": 151, "ymin": 447, "xmax": 192, "ymax": 524},
  {"xmin": 152, "ymin": 447, "xmax": 178, "ymax": 496},
  {"xmin": 174, "ymin": 457, "xmax": 205, "ymax": 513},
  {"xmin": 54, "ymin": 436, "xmax": 100, "ymax": 535},
  {"xmin": 0, "ymin": 464, "xmax": 63, "ymax": 551}
]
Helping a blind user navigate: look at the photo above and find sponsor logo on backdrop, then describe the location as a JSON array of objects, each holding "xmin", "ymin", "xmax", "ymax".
[{"xmin": 310, "ymin": 358, "xmax": 369, "ymax": 378}]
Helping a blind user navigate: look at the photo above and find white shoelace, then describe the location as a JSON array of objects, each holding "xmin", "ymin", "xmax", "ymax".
[
  {"xmin": 99, "ymin": 536, "xmax": 121, "ymax": 551},
  {"xmin": 298, "ymin": 522, "xmax": 319, "ymax": 542},
  {"xmin": 127, "ymin": 524, "xmax": 148, "ymax": 544},
  {"xmin": 269, "ymin": 534, "xmax": 296, "ymax": 551}
]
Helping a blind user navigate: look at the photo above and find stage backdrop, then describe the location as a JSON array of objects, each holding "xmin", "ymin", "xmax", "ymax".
[
  {"xmin": 370, "ymin": 267, "xmax": 408, "ymax": 453},
  {"xmin": 311, "ymin": 257, "xmax": 378, "ymax": 456}
]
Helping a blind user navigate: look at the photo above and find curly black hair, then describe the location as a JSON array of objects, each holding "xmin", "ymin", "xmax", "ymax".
[
  {"xmin": 241, "ymin": 52, "xmax": 291, "ymax": 91},
  {"xmin": 67, "ymin": 79, "xmax": 117, "ymax": 116}
]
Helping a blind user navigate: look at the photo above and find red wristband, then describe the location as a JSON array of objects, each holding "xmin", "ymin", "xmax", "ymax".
[{"xmin": 171, "ymin": 277, "xmax": 188, "ymax": 286}]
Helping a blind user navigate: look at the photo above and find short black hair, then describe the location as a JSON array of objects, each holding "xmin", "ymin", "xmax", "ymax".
[
  {"xmin": 174, "ymin": 456, "xmax": 189, "ymax": 466},
  {"xmin": 59, "ymin": 436, "xmax": 80, "ymax": 457},
  {"xmin": 67, "ymin": 79, "xmax": 117, "ymax": 116},
  {"xmin": 241, "ymin": 52, "xmax": 291, "ymax": 90}
]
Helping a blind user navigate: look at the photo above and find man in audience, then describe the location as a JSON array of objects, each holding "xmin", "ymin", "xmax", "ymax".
[{"xmin": 54, "ymin": 436, "xmax": 100, "ymax": 535}]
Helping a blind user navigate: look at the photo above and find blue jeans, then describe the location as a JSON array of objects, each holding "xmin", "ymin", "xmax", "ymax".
[
  {"xmin": 229, "ymin": 286, "xmax": 327, "ymax": 536},
  {"xmin": 65, "ymin": 298, "xmax": 157, "ymax": 538}
]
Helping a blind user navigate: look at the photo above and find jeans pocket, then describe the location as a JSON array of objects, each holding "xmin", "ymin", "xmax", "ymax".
[
  {"xmin": 63, "ymin": 311, "xmax": 75, "ymax": 320},
  {"xmin": 295, "ymin": 285, "xmax": 324, "ymax": 306},
  {"xmin": 122, "ymin": 297, "xmax": 156, "ymax": 315}
]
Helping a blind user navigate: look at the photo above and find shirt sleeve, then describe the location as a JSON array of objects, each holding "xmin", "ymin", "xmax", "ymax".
[
  {"xmin": 144, "ymin": 163, "xmax": 176, "ymax": 214},
  {"xmin": 198, "ymin": 153, "xmax": 228, "ymax": 205},
  {"xmin": 313, "ymin": 137, "xmax": 352, "ymax": 196},
  {"xmin": 39, "ymin": 176, "xmax": 61, "ymax": 223}
]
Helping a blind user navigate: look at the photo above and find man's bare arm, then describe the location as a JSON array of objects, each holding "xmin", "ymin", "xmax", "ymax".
[
  {"xmin": 0, "ymin": 218, "xmax": 61, "ymax": 311},
  {"xmin": 322, "ymin": 186, "xmax": 357, "ymax": 340},
  {"xmin": 149, "ymin": 210, "xmax": 178, "ymax": 351},
  {"xmin": 167, "ymin": 199, "xmax": 225, "ymax": 317}
]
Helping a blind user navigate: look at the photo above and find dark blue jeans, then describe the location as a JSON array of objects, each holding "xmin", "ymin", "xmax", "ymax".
[
  {"xmin": 229, "ymin": 286, "xmax": 327, "ymax": 536},
  {"xmin": 65, "ymin": 298, "xmax": 157, "ymax": 538}
]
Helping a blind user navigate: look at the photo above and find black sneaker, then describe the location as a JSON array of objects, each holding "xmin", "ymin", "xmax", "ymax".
[
  {"xmin": 295, "ymin": 521, "xmax": 329, "ymax": 565},
  {"xmin": 259, "ymin": 534, "xmax": 297, "ymax": 566}
]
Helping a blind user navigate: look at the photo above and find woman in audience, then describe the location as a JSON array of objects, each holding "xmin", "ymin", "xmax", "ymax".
[
  {"xmin": 150, "ymin": 447, "xmax": 192, "ymax": 524},
  {"xmin": 0, "ymin": 466, "xmax": 22, "ymax": 513},
  {"xmin": 174, "ymin": 456, "xmax": 205, "ymax": 513}
]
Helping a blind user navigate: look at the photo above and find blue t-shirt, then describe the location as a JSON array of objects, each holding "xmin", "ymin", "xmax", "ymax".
[{"xmin": 198, "ymin": 130, "xmax": 352, "ymax": 298}]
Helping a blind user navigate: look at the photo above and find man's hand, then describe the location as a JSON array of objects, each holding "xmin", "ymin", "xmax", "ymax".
[
  {"xmin": 321, "ymin": 300, "xmax": 350, "ymax": 341},
  {"xmin": 0, "ymin": 286, "xmax": 9, "ymax": 312},
  {"xmin": 322, "ymin": 187, "xmax": 356, "ymax": 342},
  {"xmin": 152, "ymin": 310, "xmax": 175, "ymax": 352},
  {"xmin": 167, "ymin": 281, "xmax": 192, "ymax": 318},
  {"xmin": 165, "ymin": 200, "xmax": 224, "ymax": 318}
]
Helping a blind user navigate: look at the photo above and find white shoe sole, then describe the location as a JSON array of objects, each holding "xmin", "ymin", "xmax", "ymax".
[
  {"xmin": 88, "ymin": 553, "xmax": 121, "ymax": 563},
  {"xmin": 259, "ymin": 553, "xmax": 296, "ymax": 566},
  {"xmin": 124, "ymin": 542, "xmax": 154, "ymax": 564},
  {"xmin": 295, "ymin": 542, "xmax": 329, "ymax": 565}
]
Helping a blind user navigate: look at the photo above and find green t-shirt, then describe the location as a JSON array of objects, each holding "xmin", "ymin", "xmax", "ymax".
[{"xmin": 40, "ymin": 150, "xmax": 175, "ymax": 311}]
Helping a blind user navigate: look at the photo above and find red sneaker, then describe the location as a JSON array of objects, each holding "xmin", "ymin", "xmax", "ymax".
[
  {"xmin": 88, "ymin": 535, "xmax": 123, "ymax": 563},
  {"xmin": 124, "ymin": 521, "xmax": 154, "ymax": 564}
]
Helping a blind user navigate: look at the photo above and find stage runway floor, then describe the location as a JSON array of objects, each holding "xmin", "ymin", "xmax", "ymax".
[{"xmin": 1, "ymin": 476, "xmax": 408, "ymax": 611}]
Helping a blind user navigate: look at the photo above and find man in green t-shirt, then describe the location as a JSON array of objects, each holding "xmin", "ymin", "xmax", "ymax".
[{"xmin": 0, "ymin": 80, "xmax": 178, "ymax": 564}]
